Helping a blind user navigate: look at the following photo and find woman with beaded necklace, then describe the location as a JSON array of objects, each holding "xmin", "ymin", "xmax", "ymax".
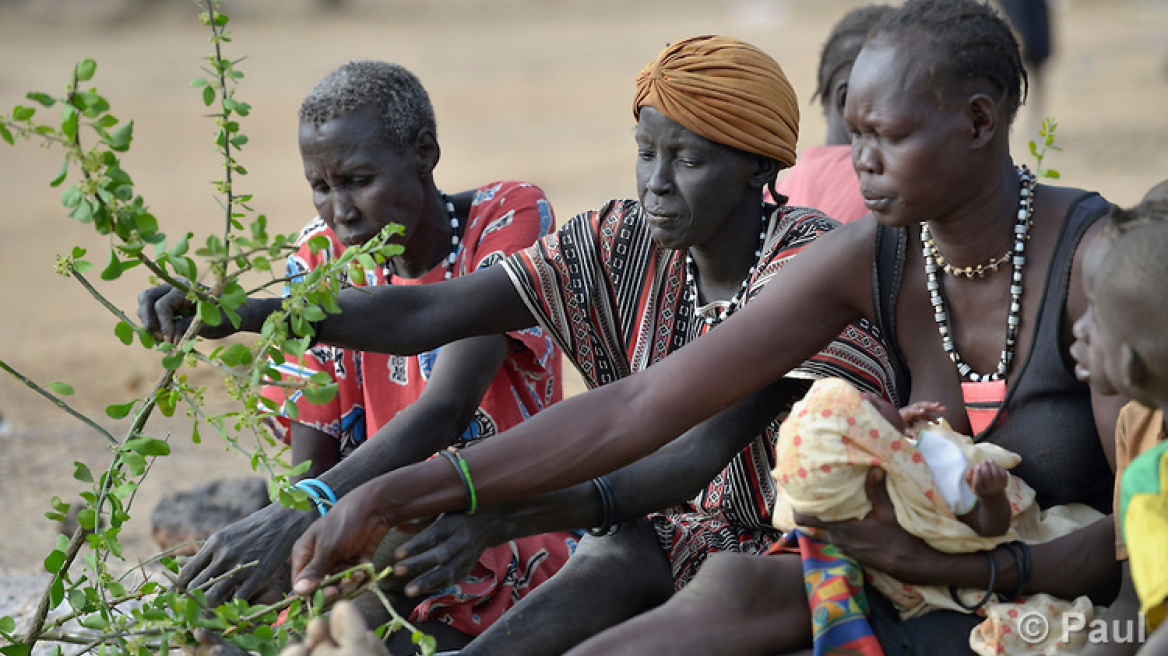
[
  {"xmin": 268, "ymin": 1, "xmax": 1126, "ymax": 654},
  {"xmin": 164, "ymin": 59, "xmax": 576, "ymax": 654},
  {"xmin": 142, "ymin": 37, "xmax": 894, "ymax": 656}
]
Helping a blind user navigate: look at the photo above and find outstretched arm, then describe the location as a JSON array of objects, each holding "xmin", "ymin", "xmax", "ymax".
[
  {"xmin": 389, "ymin": 377, "xmax": 809, "ymax": 595},
  {"xmin": 288, "ymin": 223, "xmax": 875, "ymax": 593},
  {"xmin": 178, "ymin": 333, "xmax": 512, "ymax": 605},
  {"xmin": 138, "ymin": 263, "xmax": 536, "ymax": 353}
]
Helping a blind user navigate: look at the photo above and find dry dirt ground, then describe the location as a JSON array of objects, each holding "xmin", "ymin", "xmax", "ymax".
[{"xmin": 0, "ymin": 0, "xmax": 1165, "ymax": 586}]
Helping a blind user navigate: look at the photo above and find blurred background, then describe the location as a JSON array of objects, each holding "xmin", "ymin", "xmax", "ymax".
[{"xmin": 0, "ymin": 0, "xmax": 1165, "ymax": 572}]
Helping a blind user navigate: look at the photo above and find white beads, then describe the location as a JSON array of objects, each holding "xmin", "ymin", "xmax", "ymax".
[
  {"xmin": 441, "ymin": 192, "xmax": 462, "ymax": 280},
  {"xmin": 921, "ymin": 165, "xmax": 1034, "ymax": 383},
  {"xmin": 688, "ymin": 204, "xmax": 770, "ymax": 327}
]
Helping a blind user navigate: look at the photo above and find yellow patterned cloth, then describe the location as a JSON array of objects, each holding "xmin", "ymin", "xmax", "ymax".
[
  {"xmin": 772, "ymin": 378, "xmax": 1105, "ymax": 655},
  {"xmin": 1120, "ymin": 437, "xmax": 1168, "ymax": 632}
]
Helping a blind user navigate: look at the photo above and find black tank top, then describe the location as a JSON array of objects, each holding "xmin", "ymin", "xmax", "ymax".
[{"xmin": 872, "ymin": 193, "xmax": 1113, "ymax": 512}]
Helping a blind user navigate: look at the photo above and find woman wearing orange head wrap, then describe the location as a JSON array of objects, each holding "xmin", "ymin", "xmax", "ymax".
[
  {"xmin": 633, "ymin": 34, "xmax": 800, "ymax": 169},
  {"xmin": 256, "ymin": 33, "xmax": 893, "ymax": 656},
  {"xmin": 135, "ymin": 34, "xmax": 892, "ymax": 656}
]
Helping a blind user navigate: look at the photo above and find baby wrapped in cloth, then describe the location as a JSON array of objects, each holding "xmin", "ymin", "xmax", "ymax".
[{"xmin": 772, "ymin": 377, "xmax": 1105, "ymax": 655}]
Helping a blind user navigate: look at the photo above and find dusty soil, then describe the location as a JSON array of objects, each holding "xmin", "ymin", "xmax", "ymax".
[{"xmin": 0, "ymin": 0, "xmax": 1165, "ymax": 586}]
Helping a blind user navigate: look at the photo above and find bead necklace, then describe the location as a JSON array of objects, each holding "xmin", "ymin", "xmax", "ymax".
[
  {"xmin": 686, "ymin": 204, "xmax": 770, "ymax": 326},
  {"xmin": 921, "ymin": 165, "xmax": 1034, "ymax": 383},
  {"xmin": 440, "ymin": 191, "xmax": 463, "ymax": 280},
  {"xmin": 923, "ymin": 239, "xmax": 1012, "ymax": 279}
]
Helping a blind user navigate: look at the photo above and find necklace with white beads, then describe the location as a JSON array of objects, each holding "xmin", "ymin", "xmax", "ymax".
[
  {"xmin": 921, "ymin": 165, "xmax": 1034, "ymax": 382},
  {"xmin": 440, "ymin": 191, "xmax": 463, "ymax": 280},
  {"xmin": 686, "ymin": 204, "xmax": 770, "ymax": 326}
]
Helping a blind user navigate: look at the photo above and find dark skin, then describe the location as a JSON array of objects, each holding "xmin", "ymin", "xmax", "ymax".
[
  {"xmin": 1072, "ymin": 218, "xmax": 1168, "ymax": 656},
  {"xmin": 168, "ymin": 102, "xmax": 525, "ymax": 652},
  {"xmin": 274, "ymin": 36, "xmax": 1122, "ymax": 656},
  {"xmin": 142, "ymin": 108, "xmax": 800, "ymax": 655},
  {"xmin": 864, "ymin": 392, "xmax": 1012, "ymax": 537}
]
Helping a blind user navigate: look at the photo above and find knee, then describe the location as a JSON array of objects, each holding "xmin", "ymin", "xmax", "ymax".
[{"xmin": 679, "ymin": 552, "xmax": 807, "ymax": 610}]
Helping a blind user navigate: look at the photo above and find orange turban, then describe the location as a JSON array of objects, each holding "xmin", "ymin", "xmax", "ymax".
[{"xmin": 634, "ymin": 35, "xmax": 799, "ymax": 168}]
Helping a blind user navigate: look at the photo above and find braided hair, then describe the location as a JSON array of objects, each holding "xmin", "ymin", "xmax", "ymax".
[
  {"xmin": 872, "ymin": 0, "xmax": 1028, "ymax": 123},
  {"xmin": 812, "ymin": 4, "xmax": 896, "ymax": 106},
  {"xmin": 299, "ymin": 60, "xmax": 436, "ymax": 152}
]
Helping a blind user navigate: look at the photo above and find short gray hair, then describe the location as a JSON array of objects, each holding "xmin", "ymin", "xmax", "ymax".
[{"xmin": 299, "ymin": 60, "xmax": 436, "ymax": 151}]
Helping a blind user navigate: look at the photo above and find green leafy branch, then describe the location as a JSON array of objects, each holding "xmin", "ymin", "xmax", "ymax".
[
  {"xmin": 0, "ymin": 1, "xmax": 420, "ymax": 654},
  {"xmin": 1028, "ymin": 116, "xmax": 1062, "ymax": 180}
]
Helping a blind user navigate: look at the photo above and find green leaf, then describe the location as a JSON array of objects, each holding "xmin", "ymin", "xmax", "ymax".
[
  {"xmin": 114, "ymin": 321, "xmax": 133, "ymax": 346},
  {"xmin": 137, "ymin": 328, "xmax": 155, "ymax": 348},
  {"xmin": 25, "ymin": 92, "xmax": 56, "ymax": 107},
  {"xmin": 191, "ymin": 422, "xmax": 201, "ymax": 444},
  {"xmin": 106, "ymin": 120, "xmax": 133, "ymax": 152},
  {"xmin": 0, "ymin": 123, "xmax": 12, "ymax": 145},
  {"xmin": 124, "ymin": 436, "xmax": 170, "ymax": 457},
  {"xmin": 190, "ymin": 77, "xmax": 209, "ymax": 88},
  {"xmin": 169, "ymin": 232, "xmax": 191, "ymax": 257},
  {"xmin": 75, "ymin": 58, "xmax": 97, "ymax": 81},
  {"xmin": 301, "ymin": 383, "xmax": 337, "ymax": 406},
  {"xmin": 48, "ymin": 576, "xmax": 64, "ymax": 608},
  {"xmin": 161, "ymin": 350, "xmax": 184, "ymax": 371},
  {"xmin": 80, "ymin": 614, "xmax": 108, "ymax": 630},
  {"xmin": 203, "ymin": 85, "xmax": 215, "ymax": 106},
  {"xmin": 60, "ymin": 106, "xmax": 78, "ymax": 140},
  {"xmin": 220, "ymin": 343, "xmax": 254, "ymax": 366},
  {"xmin": 105, "ymin": 400, "xmax": 136, "ymax": 419},
  {"xmin": 61, "ymin": 185, "xmax": 83, "ymax": 209},
  {"xmin": 122, "ymin": 452, "xmax": 146, "ymax": 477},
  {"xmin": 170, "ymin": 255, "xmax": 195, "ymax": 280},
  {"xmin": 47, "ymin": 381, "xmax": 74, "ymax": 396},
  {"xmin": 100, "ymin": 250, "xmax": 122, "ymax": 281},
  {"xmin": 411, "ymin": 631, "xmax": 437, "ymax": 655},
  {"xmin": 51, "ymin": 497, "xmax": 70, "ymax": 514},
  {"xmin": 49, "ymin": 160, "xmax": 68, "ymax": 187},
  {"xmin": 282, "ymin": 398, "xmax": 299, "ymax": 421},
  {"xmin": 11, "ymin": 105, "xmax": 35, "ymax": 121},
  {"xmin": 1045, "ymin": 169, "xmax": 1061, "ymax": 179},
  {"xmin": 1, "ymin": 643, "xmax": 31, "ymax": 656},
  {"xmin": 0, "ymin": 615, "xmax": 15, "ymax": 634},
  {"xmin": 73, "ymin": 462, "xmax": 93, "ymax": 483},
  {"xmin": 307, "ymin": 235, "xmax": 331, "ymax": 255},
  {"xmin": 197, "ymin": 300, "xmax": 223, "ymax": 326},
  {"xmin": 43, "ymin": 549, "xmax": 66, "ymax": 574}
]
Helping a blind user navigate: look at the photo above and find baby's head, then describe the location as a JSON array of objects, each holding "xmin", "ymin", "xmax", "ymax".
[
  {"xmin": 1072, "ymin": 198, "xmax": 1168, "ymax": 409},
  {"xmin": 862, "ymin": 391, "xmax": 905, "ymax": 432}
]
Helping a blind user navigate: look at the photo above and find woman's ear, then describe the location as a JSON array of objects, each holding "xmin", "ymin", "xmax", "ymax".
[
  {"xmin": 966, "ymin": 93, "xmax": 999, "ymax": 149},
  {"xmin": 413, "ymin": 128, "xmax": 440, "ymax": 175},
  {"xmin": 750, "ymin": 156, "xmax": 782, "ymax": 189}
]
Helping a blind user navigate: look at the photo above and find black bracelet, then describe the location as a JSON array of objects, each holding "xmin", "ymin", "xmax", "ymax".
[
  {"xmin": 439, "ymin": 447, "xmax": 478, "ymax": 515},
  {"xmin": 949, "ymin": 550, "xmax": 997, "ymax": 612},
  {"xmin": 587, "ymin": 476, "xmax": 620, "ymax": 537},
  {"xmin": 1000, "ymin": 540, "xmax": 1032, "ymax": 602}
]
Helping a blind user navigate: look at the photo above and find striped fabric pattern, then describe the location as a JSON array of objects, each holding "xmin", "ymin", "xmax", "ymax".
[{"xmin": 503, "ymin": 200, "xmax": 895, "ymax": 586}]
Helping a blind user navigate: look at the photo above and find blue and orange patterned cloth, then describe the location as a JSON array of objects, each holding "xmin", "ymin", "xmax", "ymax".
[{"xmin": 770, "ymin": 529, "xmax": 884, "ymax": 656}]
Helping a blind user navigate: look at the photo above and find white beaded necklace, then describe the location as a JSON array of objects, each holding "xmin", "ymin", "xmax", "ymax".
[
  {"xmin": 686, "ymin": 204, "xmax": 770, "ymax": 326},
  {"xmin": 440, "ymin": 191, "xmax": 463, "ymax": 280},
  {"xmin": 921, "ymin": 165, "xmax": 1034, "ymax": 383}
]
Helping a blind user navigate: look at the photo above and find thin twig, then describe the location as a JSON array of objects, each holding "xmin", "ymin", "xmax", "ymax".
[{"xmin": 0, "ymin": 357, "xmax": 117, "ymax": 446}]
